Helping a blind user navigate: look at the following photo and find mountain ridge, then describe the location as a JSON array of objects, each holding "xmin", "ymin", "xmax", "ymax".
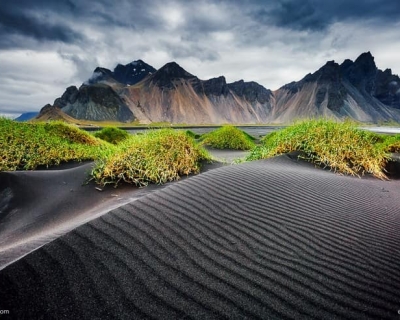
[{"xmin": 36, "ymin": 52, "xmax": 400, "ymax": 124}]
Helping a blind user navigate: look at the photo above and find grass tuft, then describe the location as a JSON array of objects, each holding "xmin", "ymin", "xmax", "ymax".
[
  {"xmin": 90, "ymin": 129, "xmax": 211, "ymax": 187},
  {"xmin": 200, "ymin": 126, "xmax": 255, "ymax": 150},
  {"xmin": 1, "ymin": 119, "xmax": 210, "ymax": 187},
  {"xmin": 93, "ymin": 126, "xmax": 130, "ymax": 144},
  {"xmin": 43, "ymin": 121, "xmax": 102, "ymax": 145},
  {"xmin": 247, "ymin": 119, "xmax": 398, "ymax": 179},
  {"xmin": 0, "ymin": 118, "xmax": 110, "ymax": 171}
]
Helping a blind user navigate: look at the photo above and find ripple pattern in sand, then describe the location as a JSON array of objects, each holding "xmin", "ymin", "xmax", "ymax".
[{"xmin": 1, "ymin": 155, "xmax": 400, "ymax": 319}]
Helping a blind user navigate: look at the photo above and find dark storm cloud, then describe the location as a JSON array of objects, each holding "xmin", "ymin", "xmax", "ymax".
[
  {"xmin": 73, "ymin": 0, "xmax": 163, "ymax": 29},
  {"xmin": 2, "ymin": 0, "xmax": 400, "ymax": 116},
  {"xmin": 248, "ymin": 0, "xmax": 400, "ymax": 31},
  {"xmin": 2, "ymin": 0, "xmax": 400, "ymax": 47},
  {"xmin": 0, "ymin": 0, "xmax": 162, "ymax": 49},
  {"xmin": 0, "ymin": 1, "xmax": 83, "ymax": 48}
]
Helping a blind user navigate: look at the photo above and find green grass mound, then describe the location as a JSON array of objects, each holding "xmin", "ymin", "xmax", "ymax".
[
  {"xmin": 91, "ymin": 129, "xmax": 211, "ymax": 187},
  {"xmin": 200, "ymin": 126, "xmax": 255, "ymax": 150},
  {"xmin": 43, "ymin": 121, "xmax": 102, "ymax": 145},
  {"xmin": 0, "ymin": 118, "xmax": 110, "ymax": 171},
  {"xmin": 247, "ymin": 119, "xmax": 399, "ymax": 179},
  {"xmin": 93, "ymin": 127, "xmax": 130, "ymax": 144},
  {"xmin": 379, "ymin": 134, "xmax": 400, "ymax": 153}
]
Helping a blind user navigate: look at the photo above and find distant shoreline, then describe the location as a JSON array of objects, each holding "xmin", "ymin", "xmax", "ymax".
[{"xmin": 81, "ymin": 124, "xmax": 400, "ymax": 136}]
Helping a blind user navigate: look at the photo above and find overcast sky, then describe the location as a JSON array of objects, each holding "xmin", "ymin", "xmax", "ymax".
[{"xmin": 1, "ymin": 0, "xmax": 400, "ymax": 117}]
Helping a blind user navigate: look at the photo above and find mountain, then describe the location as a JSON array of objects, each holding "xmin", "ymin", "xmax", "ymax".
[
  {"xmin": 54, "ymin": 84, "xmax": 135, "ymax": 122},
  {"xmin": 39, "ymin": 61, "xmax": 274, "ymax": 124},
  {"xmin": 37, "ymin": 52, "xmax": 400, "ymax": 124},
  {"xmin": 87, "ymin": 60, "xmax": 156, "ymax": 86},
  {"xmin": 35, "ymin": 61, "xmax": 155, "ymax": 123},
  {"xmin": 273, "ymin": 52, "xmax": 400, "ymax": 122},
  {"xmin": 36, "ymin": 104, "xmax": 80, "ymax": 122},
  {"xmin": 15, "ymin": 112, "xmax": 39, "ymax": 121},
  {"xmin": 120, "ymin": 62, "xmax": 274, "ymax": 124}
]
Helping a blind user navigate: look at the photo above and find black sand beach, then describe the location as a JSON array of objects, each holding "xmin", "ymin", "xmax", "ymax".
[{"xmin": 0, "ymin": 154, "xmax": 400, "ymax": 319}]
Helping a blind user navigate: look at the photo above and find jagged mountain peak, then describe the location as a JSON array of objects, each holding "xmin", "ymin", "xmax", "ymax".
[
  {"xmin": 285, "ymin": 52, "xmax": 378, "ymax": 90},
  {"xmin": 114, "ymin": 59, "xmax": 155, "ymax": 71},
  {"xmin": 228, "ymin": 79, "xmax": 272, "ymax": 103},
  {"xmin": 354, "ymin": 51, "xmax": 374, "ymax": 64},
  {"xmin": 147, "ymin": 62, "xmax": 197, "ymax": 89},
  {"xmin": 325, "ymin": 60, "xmax": 338, "ymax": 66},
  {"xmin": 315, "ymin": 60, "xmax": 339, "ymax": 74},
  {"xmin": 273, "ymin": 51, "xmax": 400, "ymax": 122},
  {"xmin": 85, "ymin": 60, "xmax": 156, "ymax": 86},
  {"xmin": 93, "ymin": 67, "xmax": 112, "ymax": 74},
  {"xmin": 129, "ymin": 59, "xmax": 146, "ymax": 66},
  {"xmin": 315, "ymin": 60, "xmax": 341, "ymax": 82},
  {"xmin": 342, "ymin": 52, "xmax": 377, "ymax": 92},
  {"xmin": 383, "ymin": 68, "xmax": 394, "ymax": 76},
  {"xmin": 39, "ymin": 52, "xmax": 400, "ymax": 124},
  {"xmin": 85, "ymin": 67, "xmax": 114, "ymax": 85},
  {"xmin": 228, "ymin": 79, "xmax": 271, "ymax": 92},
  {"xmin": 284, "ymin": 59, "xmax": 341, "ymax": 89},
  {"xmin": 113, "ymin": 60, "xmax": 156, "ymax": 85},
  {"xmin": 156, "ymin": 62, "xmax": 196, "ymax": 79},
  {"xmin": 53, "ymin": 86, "xmax": 78, "ymax": 108},
  {"xmin": 197, "ymin": 76, "xmax": 229, "ymax": 96},
  {"xmin": 352, "ymin": 51, "xmax": 377, "ymax": 75}
]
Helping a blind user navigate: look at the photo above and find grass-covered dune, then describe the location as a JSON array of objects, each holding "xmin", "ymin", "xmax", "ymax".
[
  {"xmin": 247, "ymin": 119, "xmax": 400, "ymax": 179},
  {"xmin": 200, "ymin": 125, "xmax": 256, "ymax": 150},
  {"xmin": 2, "ymin": 117, "xmax": 400, "ymax": 183},
  {"xmin": 91, "ymin": 129, "xmax": 211, "ymax": 187},
  {"xmin": 0, "ymin": 118, "xmax": 110, "ymax": 171},
  {"xmin": 93, "ymin": 126, "xmax": 130, "ymax": 144},
  {"xmin": 0, "ymin": 118, "xmax": 211, "ymax": 186}
]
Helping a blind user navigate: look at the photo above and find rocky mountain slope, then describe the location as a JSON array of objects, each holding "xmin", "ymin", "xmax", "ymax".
[
  {"xmin": 54, "ymin": 84, "xmax": 134, "ymax": 122},
  {"xmin": 273, "ymin": 52, "xmax": 400, "ymax": 123},
  {"xmin": 87, "ymin": 60, "xmax": 156, "ymax": 86},
  {"xmin": 121, "ymin": 62, "xmax": 274, "ymax": 124},
  {"xmin": 37, "ymin": 53, "xmax": 400, "ymax": 124},
  {"xmin": 36, "ymin": 104, "xmax": 81, "ymax": 122}
]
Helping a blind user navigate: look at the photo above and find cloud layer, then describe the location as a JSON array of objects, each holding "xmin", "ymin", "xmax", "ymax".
[{"xmin": 1, "ymin": 0, "xmax": 400, "ymax": 116}]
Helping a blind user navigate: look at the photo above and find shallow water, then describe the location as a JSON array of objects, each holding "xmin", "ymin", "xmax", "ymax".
[
  {"xmin": 126, "ymin": 126, "xmax": 285, "ymax": 137},
  {"xmin": 126, "ymin": 125, "xmax": 400, "ymax": 137},
  {"xmin": 361, "ymin": 126, "xmax": 400, "ymax": 134}
]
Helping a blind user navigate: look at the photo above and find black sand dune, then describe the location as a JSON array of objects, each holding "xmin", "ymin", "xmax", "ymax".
[
  {"xmin": 0, "ymin": 158, "xmax": 225, "ymax": 270},
  {"xmin": 1, "ymin": 155, "xmax": 400, "ymax": 319},
  {"xmin": 0, "ymin": 162, "xmax": 171, "ymax": 270}
]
